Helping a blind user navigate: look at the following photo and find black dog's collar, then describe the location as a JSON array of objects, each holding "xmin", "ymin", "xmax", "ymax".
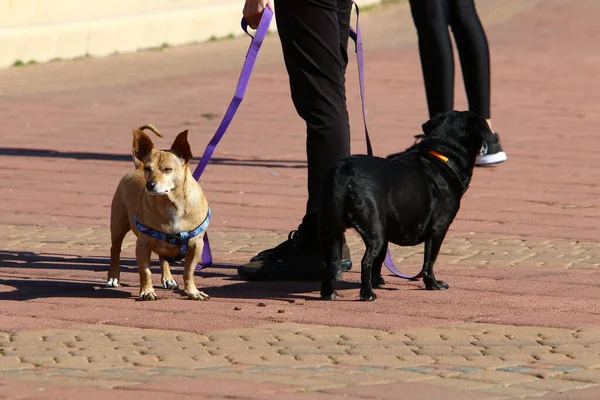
[{"xmin": 426, "ymin": 151, "xmax": 470, "ymax": 194}]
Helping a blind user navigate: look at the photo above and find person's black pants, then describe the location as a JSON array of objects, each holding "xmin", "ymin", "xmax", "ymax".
[
  {"xmin": 274, "ymin": 0, "xmax": 352, "ymax": 243},
  {"xmin": 409, "ymin": 0, "xmax": 491, "ymax": 119}
]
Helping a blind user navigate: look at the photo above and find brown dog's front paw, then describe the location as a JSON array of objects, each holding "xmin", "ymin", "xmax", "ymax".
[
  {"xmin": 187, "ymin": 290, "xmax": 210, "ymax": 301},
  {"xmin": 138, "ymin": 290, "xmax": 158, "ymax": 301},
  {"xmin": 106, "ymin": 278, "xmax": 120, "ymax": 288},
  {"xmin": 359, "ymin": 289, "xmax": 377, "ymax": 301},
  {"xmin": 320, "ymin": 290, "xmax": 339, "ymax": 300},
  {"xmin": 162, "ymin": 278, "xmax": 179, "ymax": 290}
]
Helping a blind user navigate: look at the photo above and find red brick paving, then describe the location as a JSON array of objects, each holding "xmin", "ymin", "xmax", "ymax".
[{"xmin": 1, "ymin": 0, "xmax": 600, "ymax": 399}]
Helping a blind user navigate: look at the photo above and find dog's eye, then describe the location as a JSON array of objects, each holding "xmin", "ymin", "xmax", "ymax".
[
  {"xmin": 163, "ymin": 168, "xmax": 173, "ymax": 173},
  {"xmin": 144, "ymin": 166, "xmax": 151, "ymax": 172}
]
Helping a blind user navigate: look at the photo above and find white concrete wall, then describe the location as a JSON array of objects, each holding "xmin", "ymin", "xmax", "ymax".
[{"xmin": 0, "ymin": 0, "xmax": 381, "ymax": 68}]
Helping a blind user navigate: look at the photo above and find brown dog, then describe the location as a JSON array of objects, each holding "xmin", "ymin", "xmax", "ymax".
[{"xmin": 107, "ymin": 125, "xmax": 211, "ymax": 301}]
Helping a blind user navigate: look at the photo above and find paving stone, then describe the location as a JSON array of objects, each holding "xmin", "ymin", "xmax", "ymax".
[
  {"xmin": 423, "ymin": 369, "xmax": 463, "ymax": 379},
  {"xmin": 478, "ymin": 385, "xmax": 549, "ymax": 398},
  {"xmin": 513, "ymin": 377, "xmax": 596, "ymax": 392},
  {"xmin": 53, "ymin": 356, "xmax": 92, "ymax": 369},
  {"xmin": 433, "ymin": 356, "xmax": 516, "ymax": 370},
  {"xmin": 427, "ymin": 377, "xmax": 497, "ymax": 391},
  {"xmin": 291, "ymin": 355, "xmax": 335, "ymax": 366},
  {"xmin": 0, "ymin": 356, "xmax": 28, "ymax": 369},
  {"xmin": 258, "ymin": 376, "xmax": 350, "ymax": 391},
  {"xmin": 12, "ymin": 374, "xmax": 140, "ymax": 389},
  {"xmin": 414, "ymin": 346, "xmax": 486, "ymax": 358},
  {"xmin": 18, "ymin": 356, "xmax": 58, "ymax": 368},
  {"xmin": 558, "ymin": 369, "xmax": 600, "ymax": 384},
  {"xmin": 561, "ymin": 354, "xmax": 600, "ymax": 369},
  {"xmin": 530, "ymin": 352, "xmax": 581, "ymax": 365},
  {"xmin": 459, "ymin": 370, "xmax": 540, "ymax": 385}
]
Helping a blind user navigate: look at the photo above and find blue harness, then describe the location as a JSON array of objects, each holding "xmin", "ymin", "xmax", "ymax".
[{"xmin": 133, "ymin": 208, "xmax": 211, "ymax": 263}]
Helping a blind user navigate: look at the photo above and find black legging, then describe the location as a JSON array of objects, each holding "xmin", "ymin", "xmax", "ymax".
[{"xmin": 409, "ymin": 0, "xmax": 491, "ymax": 119}]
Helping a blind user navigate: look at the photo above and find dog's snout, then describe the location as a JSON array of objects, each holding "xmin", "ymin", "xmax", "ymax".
[{"xmin": 146, "ymin": 181, "xmax": 156, "ymax": 191}]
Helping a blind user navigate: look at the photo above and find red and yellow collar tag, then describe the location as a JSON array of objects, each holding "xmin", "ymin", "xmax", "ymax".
[{"xmin": 428, "ymin": 150, "xmax": 449, "ymax": 163}]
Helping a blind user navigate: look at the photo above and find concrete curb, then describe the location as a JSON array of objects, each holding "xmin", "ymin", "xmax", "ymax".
[{"xmin": 0, "ymin": 0, "xmax": 382, "ymax": 68}]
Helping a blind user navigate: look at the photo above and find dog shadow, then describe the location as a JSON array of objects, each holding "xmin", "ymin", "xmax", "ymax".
[
  {"xmin": 198, "ymin": 267, "xmax": 365, "ymax": 302},
  {"xmin": 0, "ymin": 250, "xmax": 136, "ymax": 300},
  {"xmin": 0, "ymin": 249, "xmax": 139, "ymax": 272},
  {"xmin": 196, "ymin": 265, "xmax": 406, "ymax": 302},
  {"xmin": 0, "ymin": 278, "xmax": 134, "ymax": 301},
  {"xmin": 0, "ymin": 250, "xmax": 396, "ymax": 302}
]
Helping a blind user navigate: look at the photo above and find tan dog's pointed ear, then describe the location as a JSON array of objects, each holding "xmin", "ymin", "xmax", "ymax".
[
  {"xmin": 170, "ymin": 130, "xmax": 193, "ymax": 164},
  {"xmin": 132, "ymin": 129, "xmax": 155, "ymax": 163}
]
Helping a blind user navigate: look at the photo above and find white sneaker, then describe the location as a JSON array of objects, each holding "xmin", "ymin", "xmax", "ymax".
[{"xmin": 476, "ymin": 132, "xmax": 507, "ymax": 165}]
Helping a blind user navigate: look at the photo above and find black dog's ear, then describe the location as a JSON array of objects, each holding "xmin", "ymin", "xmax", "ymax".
[
  {"xmin": 421, "ymin": 112, "xmax": 448, "ymax": 136},
  {"xmin": 465, "ymin": 112, "xmax": 496, "ymax": 141}
]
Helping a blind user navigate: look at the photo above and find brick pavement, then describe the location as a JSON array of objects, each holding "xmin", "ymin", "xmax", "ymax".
[
  {"xmin": 1, "ymin": 323, "xmax": 600, "ymax": 398},
  {"xmin": 1, "ymin": 0, "xmax": 600, "ymax": 399}
]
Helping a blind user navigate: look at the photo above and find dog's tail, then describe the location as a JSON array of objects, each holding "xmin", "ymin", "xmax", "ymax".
[{"xmin": 132, "ymin": 124, "xmax": 164, "ymax": 168}]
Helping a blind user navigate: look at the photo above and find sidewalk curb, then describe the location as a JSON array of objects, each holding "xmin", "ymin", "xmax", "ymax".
[{"xmin": 0, "ymin": 0, "xmax": 382, "ymax": 69}]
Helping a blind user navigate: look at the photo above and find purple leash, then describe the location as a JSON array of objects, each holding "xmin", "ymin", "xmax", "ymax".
[
  {"xmin": 349, "ymin": 1, "xmax": 423, "ymax": 280},
  {"xmin": 193, "ymin": 2, "xmax": 423, "ymax": 280},
  {"xmin": 349, "ymin": 1, "xmax": 373, "ymax": 156},
  {"xmin": 193, "ymin": 7, "xmax": 274, "ymax": 270}
]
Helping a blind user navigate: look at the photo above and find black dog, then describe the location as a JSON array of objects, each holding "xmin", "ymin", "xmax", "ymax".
[{"xmin": 319, "ymin": 110, "xmax": 492, "ymax": 301}]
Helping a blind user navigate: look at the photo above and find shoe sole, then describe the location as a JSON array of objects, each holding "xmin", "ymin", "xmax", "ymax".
[
  {"xmin": 340, "ymin": 259, "xmax": 352, "ymax": 271},
  {"xmin": 237, "ymin": 261, "xmax": 322, "ymax": 282},
  {"xmin": 249, "ymin": 245, "xmax": 353, "ymax": 271},
  {"xmin": 476, "ymin": 151, "xmax": 507, "ymax": 166},
  {"xmin": 250, "ymin": 256, "xmax": 352, "ymax": 269}
]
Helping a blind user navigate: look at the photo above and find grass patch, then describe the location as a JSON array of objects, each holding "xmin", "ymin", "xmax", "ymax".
[
  {"xmin": 12, "ymin": 59, "xmax": 38, "ymax": 67},
  {"xmin": 208, "ymin": 33, "xmax": 236, "ymax": 42},
  {"xmin": 148, "ymin": 43, "xmax": 170, "ymax": 51}
]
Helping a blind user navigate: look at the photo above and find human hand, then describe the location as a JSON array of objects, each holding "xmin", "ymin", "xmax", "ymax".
[{"xmin": 243, "ymin": 0, "xmax": 272, "ymax": 29}]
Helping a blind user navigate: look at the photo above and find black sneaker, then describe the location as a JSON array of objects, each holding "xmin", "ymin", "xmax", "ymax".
[
  {"xmin": 237, "ymin": 230, "xmax": 352, "ymax": 281},
  {"xmin": 476, "ymin": 132, "xmax": 507, "ymax": 165}
]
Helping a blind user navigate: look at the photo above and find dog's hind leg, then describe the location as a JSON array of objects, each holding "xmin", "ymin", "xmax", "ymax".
[
  {"xmin": 319, "ymin": 169, "xmax": 346, "ymax": 300},
  {"xmin": 107, "ymin": 205, "xmax": 130, "ymax": 287},
  {"xmin": 320, "ymin": 234, "xmax": 343, "ymax": 300},
  {"xmin": 422, "ymin": 233, "xmax": 449, "ymax": 290},
  {"xmin": 358, "ymin": 236, "xmax": 386, "ymax": 301},
  {"xmin": 371, "ymin": 242, "xmax": 388, "ymax": 289},
  {"xmin": 159, "ymin": 256, "xmax": 179, "ymax": 289}
]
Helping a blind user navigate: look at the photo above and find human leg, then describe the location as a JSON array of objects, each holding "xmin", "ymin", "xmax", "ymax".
[
  {"xmin": 449, "ymin": 0, "xmax": 506, "ymax": 164},
  {"xmin": 408, "ymin": 0, "xmax": 455, "ymax": 118},
  {"xmin": 238, "ymin": 0, "xmax": 353, "ymax": 281}
]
